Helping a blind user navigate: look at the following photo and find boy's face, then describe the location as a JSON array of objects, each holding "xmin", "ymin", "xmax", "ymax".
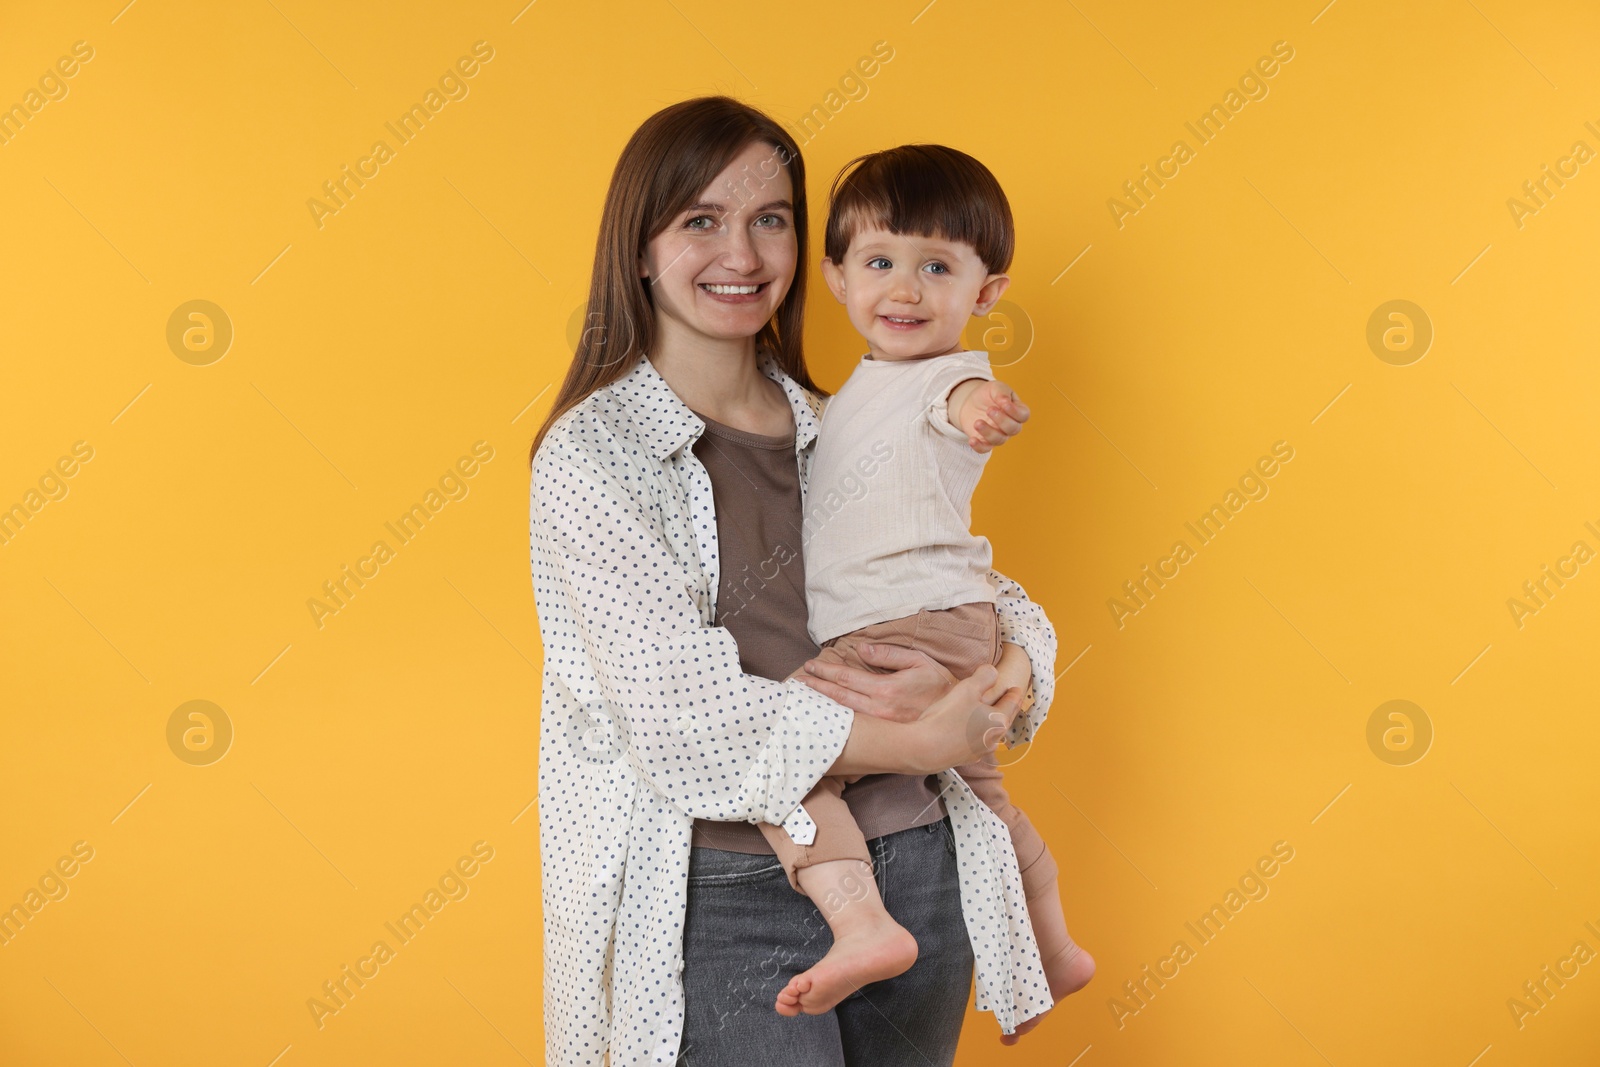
[{"xmin": 820, "ymin": 226, "xmax": 1009, "ymax": 361}]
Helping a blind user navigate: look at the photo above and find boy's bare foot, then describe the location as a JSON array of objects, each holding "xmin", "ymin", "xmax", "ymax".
[
  {"xmin": 775, "ymin": 920, "xmax": 919, "ymax": 1017},
  {"xmin": 999, "ymin": 941, "xmax": 1096, "ymax": 1045}
]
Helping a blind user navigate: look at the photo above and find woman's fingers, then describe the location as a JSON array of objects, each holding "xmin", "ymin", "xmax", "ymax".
[
  {"xmin": 854, "ymin": 643, "xmax": 934, "ymax": 672},
  {"xmin": 802, "ymin": 657, "xmax": 886, "ymax": 697},
  {"xmin": 791, "ymin": 669, "xmax": 871, "ymax": 714},
  {"xmin": 993, "ymin": 683, "xmax": 1024, "ymax": 727}
]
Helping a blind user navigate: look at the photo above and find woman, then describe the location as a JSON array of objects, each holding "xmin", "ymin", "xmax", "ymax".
[{"xmin": 528, "ymin": 96, "xmax": 1059, "ymax": 1066}]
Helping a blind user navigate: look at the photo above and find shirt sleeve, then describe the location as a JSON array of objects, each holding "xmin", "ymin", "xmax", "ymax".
[
  {"xmin": 924, "ymin": 357, "xmax": 995, "ymax": 441},
  {"xmin": 531, "ymin": 433, "xmax": 854, "ymax": 826},
  {"xmin": 989, "ymin": 567, "xmax": 1057, "ymax": 746}
]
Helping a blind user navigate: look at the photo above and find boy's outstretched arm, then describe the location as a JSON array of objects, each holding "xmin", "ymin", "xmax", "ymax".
[{"xmin": 947, "ymin": 378, "xmax": 1031, "ymax": 452}]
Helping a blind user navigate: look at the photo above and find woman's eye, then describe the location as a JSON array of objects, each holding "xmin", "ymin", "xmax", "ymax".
[
  {"xmin": 686, "ymin": 215, "xmax": 716, "ymax": 230},
  {"xmin": 755, "ymin": 213, "xmax": 787, "ymax": 228}
]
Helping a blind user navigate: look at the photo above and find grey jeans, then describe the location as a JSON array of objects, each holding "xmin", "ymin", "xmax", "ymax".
[{"xmin": 677, "ymin": 817, "xmax": 975, "ymax": 1067}]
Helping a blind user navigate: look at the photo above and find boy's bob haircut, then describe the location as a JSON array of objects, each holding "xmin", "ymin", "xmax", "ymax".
[{"xmin": 823, "ymin": 144, "xmax": 1014, "ymax": 275}]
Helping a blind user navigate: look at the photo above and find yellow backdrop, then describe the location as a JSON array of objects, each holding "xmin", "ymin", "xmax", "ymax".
[{"xmin": 3, "ymin": 1, "xmax": 1597, "ymax": 1064}]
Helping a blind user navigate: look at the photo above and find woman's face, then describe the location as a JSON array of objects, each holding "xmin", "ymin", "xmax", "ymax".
[{"xmin": 639, "ymin": 140, "xmax": 797, "ymax": 347}]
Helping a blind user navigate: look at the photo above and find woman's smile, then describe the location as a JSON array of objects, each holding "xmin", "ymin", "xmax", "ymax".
[{"xmin": 698, "ymin": 280, "xmax": 771, "ymax": 302}]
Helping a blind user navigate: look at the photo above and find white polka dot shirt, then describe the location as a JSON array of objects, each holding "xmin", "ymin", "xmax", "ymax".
[{"xmin": 529, "ymin": 349, "xmax": 1059, "ymax": 1065}]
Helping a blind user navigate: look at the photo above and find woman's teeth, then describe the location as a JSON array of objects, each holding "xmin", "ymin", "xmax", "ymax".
[{"xmin": 701, "ymin": 283, "xmax": 764, "ymax": 294}]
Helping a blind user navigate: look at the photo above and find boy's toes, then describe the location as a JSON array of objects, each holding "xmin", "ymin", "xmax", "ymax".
[{"xmin": 775, "ymin": 975, "xmax": 814, "ymax": 1017}]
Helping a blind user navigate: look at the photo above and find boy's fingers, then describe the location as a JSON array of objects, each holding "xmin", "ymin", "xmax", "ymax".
[{"xmin": 985, "ymin": 411, "xmax": 1024, "ymax": 436}]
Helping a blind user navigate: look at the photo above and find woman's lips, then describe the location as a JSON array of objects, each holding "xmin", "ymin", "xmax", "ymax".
[{"xmin": 698, "ymin": 281, "xmax": 769, "ymax": 304}]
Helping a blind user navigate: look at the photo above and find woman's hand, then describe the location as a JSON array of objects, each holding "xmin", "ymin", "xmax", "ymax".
[
  {"xmin": 989, "ymin": 641, "xmax": 1034, "ymax": 706},
  {"xmin": 907, "ymin": 665, "xmax": 1025, "ymax": 773},
  {"xmin": 815, "ymin": 663, "xmax": 1027, "ymax": 778},
  {"xmin": 792, "ymin": 644, "xmax": 957, "ymax": 723},
  {"xmin": 793, "ymin": 641, "xmax": 1034, "ymax": 717}
]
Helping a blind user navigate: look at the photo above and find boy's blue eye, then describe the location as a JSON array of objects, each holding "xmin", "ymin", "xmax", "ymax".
[
  {"xmin": 924, "ymin": 262, "xmax": 949, "ymax": 275},
  {"xmin": 867, "ymin": 256, "xmax": 892, "ymax": 269}
]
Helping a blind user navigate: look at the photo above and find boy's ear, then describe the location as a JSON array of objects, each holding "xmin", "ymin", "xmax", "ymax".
[
  {"xmin": 819, "ymin": 257, "xmax": 848, "ymax": 304},
  {"xmin": 972, "ymin": 273, "xmax": 1011, "ymax": 316}
]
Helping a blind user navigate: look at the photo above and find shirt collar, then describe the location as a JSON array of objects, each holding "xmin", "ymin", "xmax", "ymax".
[{"xmin": 608, "ymin": 348, "xmax": 823, "ymax": 461}]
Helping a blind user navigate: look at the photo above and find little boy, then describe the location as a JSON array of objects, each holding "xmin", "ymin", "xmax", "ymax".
[{"xmin": 764, "ymin": 144, "xmax": 1093, "ymax": 1032}]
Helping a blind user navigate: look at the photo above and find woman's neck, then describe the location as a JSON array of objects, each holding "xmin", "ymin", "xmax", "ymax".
[{"xmin": 648, "ymin": 324, "xmax": 789, "ymax": 433}]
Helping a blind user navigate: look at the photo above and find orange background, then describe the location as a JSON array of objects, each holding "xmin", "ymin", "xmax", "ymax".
[{"xmin": 2, "ymin": 1, "xmax": 1597, "ymax": 1064}]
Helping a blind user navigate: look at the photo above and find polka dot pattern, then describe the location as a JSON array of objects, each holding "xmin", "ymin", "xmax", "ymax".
[{"xmin": 529, "ymin": 350, "xmax": 1060, "ymax": 1062}]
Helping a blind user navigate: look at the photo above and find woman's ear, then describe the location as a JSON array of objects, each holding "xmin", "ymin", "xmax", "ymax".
[
  {"xmin": 972, "ymin": 273, "xmax": 1011, "ymax": 316},
  {"xmin": 819, "ymin": 257, "xmax": 848, "ymax": 303}
]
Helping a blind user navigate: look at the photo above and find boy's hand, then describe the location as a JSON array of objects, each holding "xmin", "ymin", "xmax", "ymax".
[{"xmin": 949, "ymin": 378, "xmax": 1030, "ymax": 453}]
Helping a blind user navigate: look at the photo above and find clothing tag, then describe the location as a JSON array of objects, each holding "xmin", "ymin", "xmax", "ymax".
[{"xmin": 779, "ymin": 801, "xmax": 817, "ymax": 845}]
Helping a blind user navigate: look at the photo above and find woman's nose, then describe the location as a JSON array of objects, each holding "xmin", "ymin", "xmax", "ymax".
[{"xmin": 721, "ymin": 225, "xmax": 761, "ymax": 272}]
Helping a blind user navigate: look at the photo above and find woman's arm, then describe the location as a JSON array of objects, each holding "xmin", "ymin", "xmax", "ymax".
[
  {"xmin": 531, "ymin": 435, "xmax": 1008, "ymax": 824},
  {"xmin": 785, "ymin": 660, "xmax": 1024, "ymax": 776}
]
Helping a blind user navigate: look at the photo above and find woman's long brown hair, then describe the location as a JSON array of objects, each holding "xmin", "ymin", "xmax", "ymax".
[{"xmin": 529, "ymin": 96, "xmax": 825, "ymax": 465}]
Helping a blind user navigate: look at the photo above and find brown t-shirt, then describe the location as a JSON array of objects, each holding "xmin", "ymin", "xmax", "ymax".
[{"xmin": 686, "ymin": 407, "xmax": 946, "ymax": 853}]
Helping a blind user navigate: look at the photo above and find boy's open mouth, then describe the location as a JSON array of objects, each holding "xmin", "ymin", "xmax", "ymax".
[{"xmin": 879, "ymin": 315, "xmax": 927, "ymax": 329}]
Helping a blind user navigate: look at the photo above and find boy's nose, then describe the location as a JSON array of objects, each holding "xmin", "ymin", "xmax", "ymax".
[{"xmin": 888, "ymin": 270, "xmax": 921, "ymax": 302}]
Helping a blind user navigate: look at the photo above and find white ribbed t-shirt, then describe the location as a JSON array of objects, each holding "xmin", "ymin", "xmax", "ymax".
[{"xmin": 804, "ymin": 349, "xmax": 999, "ymax": 646}]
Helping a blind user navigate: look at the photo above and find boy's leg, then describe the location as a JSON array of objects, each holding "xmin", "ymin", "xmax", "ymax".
[
  {"xmin": 756, "ymin": 776, "xmax": 872, "ymax": 895},
  {"xmin": 892, "ymin": 603, "xmax": 1097, "ymax": 1017},
  {"xmin": 757, "ymin": 777, "xmax": 919, "ymax": 1016},
  {"xmin": 955, "ymin": 763, "xmax": 1091, "ymax": 976}
]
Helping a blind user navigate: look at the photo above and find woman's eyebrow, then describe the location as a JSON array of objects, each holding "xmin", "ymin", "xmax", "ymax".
[{"xmin": 682, "ymin": 199, "xmax": 793, "ymax": 214}]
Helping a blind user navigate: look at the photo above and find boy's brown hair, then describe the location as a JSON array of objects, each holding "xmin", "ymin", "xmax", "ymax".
[{"xmin": 823, "ymin": 144, "xmax": 1014, "ymax": 274}]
